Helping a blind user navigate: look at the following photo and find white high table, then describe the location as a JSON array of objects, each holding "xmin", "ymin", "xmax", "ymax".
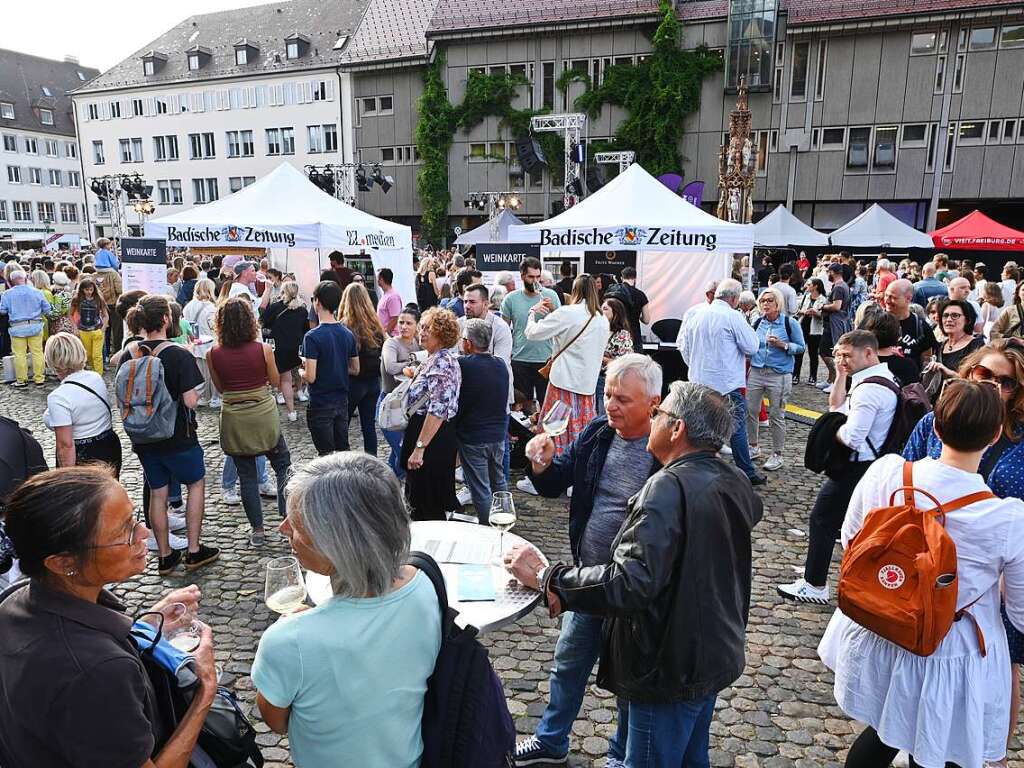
[{"xmin": 305, "ymin": 520, "xmax": 544, "ymax": 634}]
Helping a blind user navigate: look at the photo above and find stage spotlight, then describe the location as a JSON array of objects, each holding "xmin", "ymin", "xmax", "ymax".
[{"xmin": 356, "ymin": 165, "xmax": 373, "ymax": 192}]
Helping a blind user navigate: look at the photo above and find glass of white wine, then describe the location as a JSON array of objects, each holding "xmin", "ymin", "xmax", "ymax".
[
  {"xmin": 162, "ymin": 602, "xmax": 201, "ymax": 652},
  {"xmin": 489, "ymin": 491, "xmax": 517, "ymax": 566},
  {"xmin": 265, "ymin": 555, "xmax": 308, "ymax": 615},
  {"xmin": 542, "ymin": 401, "xmax": 571, "ymax": 438}
]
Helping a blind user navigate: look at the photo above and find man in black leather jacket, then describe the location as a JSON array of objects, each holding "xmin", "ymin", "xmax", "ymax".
[{"xmin": 509, "ymin": 381, "xmax": 763, "ymax": 767}]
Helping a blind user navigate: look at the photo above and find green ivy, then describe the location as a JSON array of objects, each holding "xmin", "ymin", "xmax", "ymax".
[{"xmin": 414, "ymin": 54, "xmax": 458, "ymax": 245}]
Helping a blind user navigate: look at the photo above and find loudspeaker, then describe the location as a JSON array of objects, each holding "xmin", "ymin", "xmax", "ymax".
[
  {"xmin": 585, "ymin": 165, "xmax": 605, "ymax": 195},
  {"xmin": 515, "ymin": 135, "xmax": 547, "ymax": 174}
]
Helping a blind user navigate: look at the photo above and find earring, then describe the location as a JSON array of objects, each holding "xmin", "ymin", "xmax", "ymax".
[{"xmin": 65, "ymin": 570, "xmax": 76, "ymax": 577}]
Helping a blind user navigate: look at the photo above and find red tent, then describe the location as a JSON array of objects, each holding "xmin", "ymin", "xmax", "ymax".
[{"xmin": 930, "ymin": 210, "xmax": 1024, "ymax": 251}]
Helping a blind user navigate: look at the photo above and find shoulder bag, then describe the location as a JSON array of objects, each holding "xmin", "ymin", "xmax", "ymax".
[{"xmin": 538, "ymin": 313, "xmax": 595, "ymax": 380}]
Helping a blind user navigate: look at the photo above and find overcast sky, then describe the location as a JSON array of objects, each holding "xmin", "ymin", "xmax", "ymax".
[{"xmin": 1, "ymin": 0, "xmax": 281, "ymax": 72}]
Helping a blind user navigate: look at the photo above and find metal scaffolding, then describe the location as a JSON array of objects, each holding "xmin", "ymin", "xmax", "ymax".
[{"xmin": 530, "ymin": 113, "xmax": 587, "ymax": 210}]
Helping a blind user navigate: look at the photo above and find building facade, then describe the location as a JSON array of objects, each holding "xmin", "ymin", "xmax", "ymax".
[
  {"xmin": 0, "ymin": 50, "xmax": 98, "ymax": 249},
  {"xmin": 71, "ymin": 0, "xmax": 369, "ymax": 239}
]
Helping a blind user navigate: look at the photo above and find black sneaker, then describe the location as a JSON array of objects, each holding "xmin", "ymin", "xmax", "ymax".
[
  {"xmin": 749, "ymin": 474, "xmax": 768, "ymax": 487},
  {"xmin": 158, "ymin": 549, "xmax": 182, "ymax": 576},
  {"xmin": 514, "ymin": 735, "xmax": 568, "ymax": 766},
  {"xmin": 185, "ymin": 544, "xmax": 220, "ymax": 571}
]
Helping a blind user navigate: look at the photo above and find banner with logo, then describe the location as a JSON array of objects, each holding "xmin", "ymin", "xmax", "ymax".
[
  {"xmin": 146, "ymin": 222, "xmax": 406, "ymax": 251},
  {"xmin": 121, "ymin": 238, "xmax": 167, "ymax": 294},
  {"xmin": 508, "ymin": 224, "xmax": 752, "ymax": 253},
  {"xmin": 584, "ymin": 250, "xmax": 636, "ymax": 279}
]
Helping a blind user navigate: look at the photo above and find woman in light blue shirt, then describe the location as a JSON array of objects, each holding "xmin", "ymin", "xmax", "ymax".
[{"xmin": 251, "ymin": 452, "xmax": 441, "ymax": 768}]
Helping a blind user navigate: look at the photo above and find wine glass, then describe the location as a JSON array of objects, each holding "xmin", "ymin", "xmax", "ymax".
[
  {"xmin": 163, "ymin": 602, "xmax": 201, "ymax": 652},
  {"xmin": 490, "ymin": 491, "xmax": 517, "ymax": 566},
  {"xmin": 265, "ymin": 555, "xmax": 308, "ymax": 615},
  {"xmin": 541, "ymin": 401, "xmax": 571, "ymax": 438}
]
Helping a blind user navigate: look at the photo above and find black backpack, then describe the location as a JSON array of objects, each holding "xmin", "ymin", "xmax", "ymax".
[
  {"xmin": 752, "ymin": 314, "xmax": 800, "ymax": 342},
  {"xmin": 859, "ymin": 376, "xmax": 931, "ymax": 458},
  {"xmin": 409, "ymin": 551, "xmax": 516, "ymax": 768}
]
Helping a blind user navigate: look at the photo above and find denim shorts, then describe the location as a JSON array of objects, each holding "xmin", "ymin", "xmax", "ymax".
[{"xmin": 139, "ymin": 444, "xmax": 206, "ymax": 489}]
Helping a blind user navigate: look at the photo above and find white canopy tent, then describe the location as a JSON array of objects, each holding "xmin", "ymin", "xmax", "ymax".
[
  {"xmin": 828, "ymin": 203, "xmax": 934, "ymax": 249},
  {"xmin": 508, "ymin": 163, "xmax": 753, "ymax": 322},
  {"xmin": 454, "ymin": 209, "xmax": 525, "ymax": 246},
  {"xmin": 753, "ymin": 204, "xmax": 829, "ymax": 248},
  {"xmin": 146, "ymin": 163, "xmax": 415, "ymax": 302}
]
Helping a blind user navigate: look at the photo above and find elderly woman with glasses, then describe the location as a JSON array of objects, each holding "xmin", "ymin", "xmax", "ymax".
[
  {"xmin": 0, "ymin": 466, "xmax": 219, "ymax": 767},
  {"xmin": 251, "ymin": 452, "xmax": 441, "ymax": 768},
  {"xmin": 925, "ymin": 298, "xmax": 985, "ymax": 381},
  {"xmin": 904, "ymin": 337, "xmax": 1024, "ymax": 758}
]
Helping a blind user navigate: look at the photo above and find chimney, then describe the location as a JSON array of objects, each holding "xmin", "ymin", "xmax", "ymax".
[{"xmin": 64, "ymin": 54, "xmax": 80, "ymax": 64}]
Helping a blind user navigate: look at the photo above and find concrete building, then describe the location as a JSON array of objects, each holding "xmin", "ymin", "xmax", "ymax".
[
  {"xmin": 0, "ymin": 50, "xmax": 98, "ymax": 250},
  {"xmin": 72, "ymin": 0, "xmax": 369, "ymax": 239}
]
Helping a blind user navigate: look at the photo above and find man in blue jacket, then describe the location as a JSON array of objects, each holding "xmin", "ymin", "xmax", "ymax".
[{"xmin": 513, "ymin": 354, "xmax": 662, "ymax": 767}]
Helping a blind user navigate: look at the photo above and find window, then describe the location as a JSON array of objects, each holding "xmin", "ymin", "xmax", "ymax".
[
  {"xmin": 45, "ymin": 140, "xmax": 58, "ymax": 157},
  {"xmin": 265, "ymin": 128, "xmax": 293, "ymax": 155},
  {"xmin": 28, "ymin": 168, "xmax": 41, "ymax": 185},
  {"xmin": 1004, "ymin": 119, "xmax": 1017, "ymax": 144},
  {"xmin": 48, "ymin": 169, "xmax": 62, "ymax": 186},
  {"xmin": 952, "ymin": 54, "xmax": 965, "ymax": 93},
  {"xmin": 925, "ymin": 124, "xmax": 939, "ymax": 170},
  {"xmin": 772, "ymin": 42, "xmax": 785, "ymax": 102},
  {"xmin": 13, "ymin": 202, "xmax": 32, "ymax": 222},
  {"xmin": 381, "ymin": 147, "xmax": 396, "ymax": 163},
  {"xmin": 87, "ymin": 104, "xmax": 98, "ymax": 120},
  {"xmin": 378, "ymin": 95, "xmax": 393, "ymax": 115},
  {"xmin": 934, "ymin": 55, "xmax": 946, "ymax": 93},
  {"xmin": 753, "ymin": 130, "xmax": 770, "ymax": 175},
  {"xmin": 489, "ymin": 142, "xmax": 506, "ymax": 162},
  {"xmin": 235, "ymin": 48, "xmax": 248, "ymax": 65},
  {"xmin": 266, "ymin": 128, "xmax": 282, "ymax": 155},
  {"xmin": 192, "ymin": 178, "xmax": 218, "ymax": 204},
  {"xmin": 24, "ymin": 138, "xmax": 37, "ymax": 155},
  {"xmin": 226, "ymin": 130, "xmax": 253, "ymax": 158},
  {"xmin": 958, "ymin": 121, "xmax": 985, "ymax": 143},
  {"xmin": 790, "ymin": 41, "xmax": 810, "ymax": 99},
  {"xmin": 901, "ymin": 124, "xmax": 927, "ymax": 147},
  {"xmin": 542, "ymin": 62, "xmax": 555, "ymax": 109},
  {"xmin": 469, "ymin": 143, "xmax": 486, "ymax": 161},
  {"xmin": 93, "ymin": 140, "xmax": 104, "ymax": 164},
  {"xmin": 286, "ymin": 41, "xmax": 299, "ymax": 60},
  {"xmin": 312, "ymin": 81, "xmax": 327, "ymax": 101},
  {"xmin": 67, "ymin": 171, "xmax": 80, "ymax": 187},
  {"xmin": 119, "ymin": 137, "xmax": 143, "ymax": 162},
  {"xmin": 988, "ymin": 120, "xmax": 1001, "ymax": 143},
  {"xmin": 943, "ymin": 123, "xmax": 956, "ymax": 170},
  {"xmin": 0, "ymin": 202, "xmax": 6, "ymax": 221},
  {"xmin": 65, "ymin": 141, "xmax": 77, "ymax": 159},
  {"xmin": 1, "ymin": 102, "xmax": 15, "ymax": 119},
  {"xmin": 323, "ymin": 124, "xmax": 337, "ymax": 153},
  {"xmin": 814, "ymin": 40, "xmax": 828, "ymax": 100},
  {"xmin": 7, "ymin": 166, "xmax": 21, "ymax": 183},
  {"xmin": 911, "ymin": 32, "xmax": 938, "ymax": 55},
  {"xmin": 153, "ymin": 135, "xmax": 179, "ymax": 161},
  {"xmin": 188, "ymin": 132, "xmax": 215, "ymax": 159},
  {"xmin": 157, "ymin": 179, "xmax": 183, "ymax": 205},
  {"xmin": 155, "ymin": 98, "xmax": 168, "ymax": 115},
  {"xmin": 726, "ymin": 0, "xmax": 777, "ymax": 90},
  {"xmin": 847, "ymin": 127, "xmax": 870, "ymax": 168},
  {"xmin": 60, "ymin": 203, "xmax": 78, "ymax": 223},
  {"xmin": 1002, "ymin": 24, "xmax": 1024, "ymax": 48},
  {"xmin": 143, "ymin": 60, "xmax": 155, "ymax": 76},
  {"xmin": 970, "ymin": 27, "xmax": 996, "ymax": 50},
  {"xmin": 229, "ymin": 176, "xmax": 255, "ymax": 193},
  {"xmin": 109, "ymin": 101, "xmax": 121, "ymax": 118},
  {"xmin": 37, "ymin": 202, "xmax": 55, "ymax": 222},
  {"xmin": 821, "ymin": 126, "xmax": 845, "ymax": 149},
  {"xmin": 39, "ymin": 109, "xmax": 53, "ymax": 126},
  {"xmin": 873, "ymin": 126, "xmax": 897, "ymax": 168},
  {"xmin": 132, "ymin": 98, "xmax": 143, "ymax": 116},
  {"xmin": 2, "ymin": 135, "xmax": 15, "ymax": 152},
  {"xmin": 360, "ymin": 97, "xmax": 377, "ymax": 118},
  {"xmin": 188, "ymin": 54, "xmax": 201, "ymax": 71},
  {"xmin": 307, "ymin": 125, "xmax": 323, "ymax": 153}
]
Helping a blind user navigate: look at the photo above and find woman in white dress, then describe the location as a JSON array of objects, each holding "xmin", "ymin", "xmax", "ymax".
[{"xmin": 818, "ymin": 379, "xmax": 1024, "ymax": 768}]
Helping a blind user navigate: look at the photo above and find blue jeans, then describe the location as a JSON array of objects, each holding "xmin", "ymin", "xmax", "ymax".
[
  {"xmin": 458, "ymin": 440, "xmax": 507, "ymax": 523},
  {"xmin": 307, "ymin": 400, "xmax": 350, "ymax": 455},
  {"xmin": 377, "ymin": 391, "xmax": 406, "ymax": 480},
  {"xmin": 222, "ymin": 455, "xmax": 268, "ymax": 489},
  {"xmin": 608, "ymin": 694, "xmax": 716, "ymax": 768},
  {"xmin": 727, "ymin": 389, "xmax": 759, "ymax": 480},
  {"xmin": 595, "ymin": 372, "xmax": 606, "ymax": 416},
  {"xmin": 535, "ymin": 612, "xmax": 604, "ymax": 755},
  {"xmin": 234, "ymin": 435, "xmax": 291, "ymax": 530}
]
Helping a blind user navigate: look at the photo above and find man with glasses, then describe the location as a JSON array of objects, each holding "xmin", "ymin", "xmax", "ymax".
[
  {"xmin": 778, "ymin": 330, "xmax": 897, "ymax": 604},
  {"xmin": 508, "ymin": 380, "xmax": 762, "ymax": 768},
  {"xmin": 883, "ymin": 278, "xmax": 934, "ymax": 369}
]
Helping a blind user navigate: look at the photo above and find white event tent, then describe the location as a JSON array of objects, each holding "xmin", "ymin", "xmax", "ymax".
[
  {"xmin": 146, "ymin": 163, "xmax": 415, "ymax": 301},
  {"xmin": 508, "ymin": 163, "xmax": 753, "ymax": 322},
  {"xmin": 753, "ymin": 204, "xmax": 829, "ymax": 248},
  {"xmin": 454, "ymin": 208, "xmax": 525, "ymax": 246},
  {"xmin": 828, "ymin": 203, "xmax": 934, "ymax": 249}
]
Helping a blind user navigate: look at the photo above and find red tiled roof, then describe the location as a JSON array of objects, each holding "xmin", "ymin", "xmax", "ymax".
[
  {"xmin": 340, "ymin": 0, "xmax": 440, "ymax": 65},
  {"xmin": 787, "ymin": 0, "xmax": 1024, "ymax": 26},
  {"xmin": 678, "ymin": 1, "xmax": 729, "ymax": 21},
  {"xmin": 426, "ymin": 0, "xmax": 661, "ymax": 35}
]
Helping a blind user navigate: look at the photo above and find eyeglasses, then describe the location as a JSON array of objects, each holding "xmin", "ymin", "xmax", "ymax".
[
  {"xmin": 652, "ymin": 406, "xmax": 679, "ymax": 421},
  {"xmin": 968, "ymin": 364, "xmax": 1019, "ymax": 394},
  {"xmin": 942, "ymin": 312, "xmax": 964, "ymax": 320},
  {"xmin": 87, "ymin": 519, "xmax": 145, "ymax": 549}
]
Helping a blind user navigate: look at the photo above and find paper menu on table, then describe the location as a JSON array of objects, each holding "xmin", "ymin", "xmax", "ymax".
[
  {"xmin": 418, "ymin": 538, "xmax": 494, "ymax": 565},
  {"xmin": 458, "ymin": 565, "xmax": 497, "ymax": 601}
]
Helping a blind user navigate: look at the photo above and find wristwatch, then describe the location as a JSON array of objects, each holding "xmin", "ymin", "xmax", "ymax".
[
  {"xmin": 536, "ymin": 565, "xmax": 551, "ymax": 590},
  {"xmin": 415, "ymin": 440, "xmax": 427, "ymax": 450}
]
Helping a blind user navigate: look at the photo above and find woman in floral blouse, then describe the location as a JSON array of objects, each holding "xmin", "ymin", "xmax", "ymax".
[
  {"xmin": 596, "ymin": 297, "xmax": 634, "ymax": 415},
  {"xmin": 401, "ymin": 307, "xmax": 463, "ymax": 520}
]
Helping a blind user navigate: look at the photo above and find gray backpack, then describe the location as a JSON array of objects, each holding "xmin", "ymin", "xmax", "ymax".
[{"xmin": 114, "ymin": 342, "xmax": 178, "ymax": 444}]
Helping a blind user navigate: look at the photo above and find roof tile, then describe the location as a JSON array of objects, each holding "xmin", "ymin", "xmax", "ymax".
[
  {"xmin": 340, "ymin": 0, "xmax": 441, "ymax": 65},
  {"xmin": 787, "ymin": 0, "xmax": 1024, "ymax": 25},
  {"xmin": 0, "ymin": 49, "xmax": 99, "ymax": 136},
  {"xmin": 426, "ymin": 0, "xmax": 661, "ymax": 34}
]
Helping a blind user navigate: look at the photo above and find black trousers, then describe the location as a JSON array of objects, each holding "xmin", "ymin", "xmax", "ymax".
[
  {"xmin": 69, "ymin": 430, "xmax": 123, "ymax": 478},
  {"xmin": 804, "ymin": 461, "xmax": 873, "ymax": 587},
  {"xmin": 793, "ymin": 316, "xmax": 821, "ymax": 381},
  {"xmin": 402, "ymin": 413, "xmax": 459, "ymax": 521},
  {"xmin": 846, "ymin": 726, "xmax": 961, "ymax": 768},
  {"xmin": 307, "ymin": 399, "xmax": 350, "ymax": 455},
  {"xmin": 512, "ymin": 361, "xmax": 548, "ymax": 408}
]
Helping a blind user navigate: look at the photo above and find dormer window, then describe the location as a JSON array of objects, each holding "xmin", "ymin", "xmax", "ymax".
[
  {"xmin": 40, "ymin": 109, "xmax": 54, "ymax": 126},
  {"xmin": 144, "ymin": 60, "xmax": 155, "ymax": 75},
  {"xmin": 185, "ymin": 46, "xmax": 212, "ymax": 72},
  {"xmin": 235, "ymin": 49, "xmax": 247, "ymax": 65},
  {"xmin": 188, "ymin": 54, "xmax": 201, "ymax": 70},
  {"xmin": 284, "ymin": 33, "xmax": 309, "ymax": 60},
  {"xmin": 286, "ymin": 41, "xmax": 299, "ymax": 60},
  {"xmin": 0, "ymin": 102, "xmax": 14, "ymax": 120},
  {"xmin": 234, "ymin": 39, "xmax": 259, "ymax": 66},
  {"xmin": 141, "ymin": 51, "xmax": 168, "ymax": 76}
]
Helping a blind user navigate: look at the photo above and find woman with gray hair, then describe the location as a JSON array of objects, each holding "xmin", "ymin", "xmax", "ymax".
[{"xmin": 251, "ymin": 452, "xmax": 441, "ymax": 768}]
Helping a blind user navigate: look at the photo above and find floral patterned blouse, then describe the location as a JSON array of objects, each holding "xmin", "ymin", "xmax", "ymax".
[
  {"xmin": 602, "ymin": 329, "xmax": 634, "ymax": 372},
  {"xmin": 408, "ymin": 347, "xmax": 462, "ymax": 421}
]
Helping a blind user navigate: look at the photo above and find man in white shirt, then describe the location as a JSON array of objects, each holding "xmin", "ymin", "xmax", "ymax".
[
  {"xmin": 774, "ymin": 264, "xmax": 799, "ymax": 315},
  {"xmin": 678, "ymin": 278, "xmax": 766, "ymax": 486},
  {"xmin": 229, "ymin": 261, "xmax": 259, "ymax": 317},
  {"xmin": 777, "ymin": 330, "xmax": 897, "ymax": 604}
]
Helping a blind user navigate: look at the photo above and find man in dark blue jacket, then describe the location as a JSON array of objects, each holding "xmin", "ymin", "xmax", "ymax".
[{"xmin": 514, "ymin": 354, "xmax": 662, "ymax": 767}]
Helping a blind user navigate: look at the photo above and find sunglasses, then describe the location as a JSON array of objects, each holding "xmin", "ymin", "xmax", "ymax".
[{"xmin": 968, "ymin": 364, "xmax": 1019, "ymax": 394}]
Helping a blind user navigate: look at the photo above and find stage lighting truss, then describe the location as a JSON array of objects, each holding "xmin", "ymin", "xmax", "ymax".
[{"xmin": 305, "ymin": 163, "xmax": 395, "ymax": 205}]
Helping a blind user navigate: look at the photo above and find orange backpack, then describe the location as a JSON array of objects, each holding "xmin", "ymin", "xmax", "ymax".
[{"xmin": 837, "ymin": 461, "xmax": 993, "ymax": 657}]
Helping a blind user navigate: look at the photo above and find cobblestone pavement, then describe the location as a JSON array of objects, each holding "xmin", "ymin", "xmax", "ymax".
[{"xmin": 3, "ymin": 374, "xmax": 1022, "ymax": 768}]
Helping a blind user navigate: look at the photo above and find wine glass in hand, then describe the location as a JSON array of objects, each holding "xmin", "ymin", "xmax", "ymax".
[
  {"xmin": 163, "ymin": 602, "xmax": 202, "ymax": 652},
  {"xmin": 541, "ymin": 401, "xmax": 571, "ymax": 438},
  {"xmin": 490, "ymin": 491, "xmax": 517, "ymax": 566},
  {"xmin": 265, "ymin": 556, "xmax": 308, "ymax": 615}
]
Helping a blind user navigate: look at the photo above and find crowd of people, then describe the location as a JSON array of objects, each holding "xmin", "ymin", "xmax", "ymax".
[{"xmin": 0, "ymin": 239, "xmax": 1023, "ymax": 768}]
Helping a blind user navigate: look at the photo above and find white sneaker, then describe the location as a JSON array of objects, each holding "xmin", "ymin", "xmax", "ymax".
[
  {"xmin": 276, "ymin": 392, "xmax": 285, "ymax": 405},
  {"xmin": 146, "ymin": 532, "xmax": 188, "ymax": 552},
  {"xmin": 758, "ymin": 418, "xmax": 770, "ymax": 427},
  {"xmin": 516, "ymin": 477, "xmax": 539, "ymax": 496},
  {"xmin": 259, "ymin": 481, "xmax": 277, "ymax": 498},
  {"xmin": 167, "ymin": 511, "xmax": 187, "ymax": 532},
  {"xmin": 454, "ymin": 466, "xmax": 464, "ymax": 483},
  {"xmin": 287, "ymin": 411, "xmax": 297, "ymax": 422},
  {"xmin": 763, "ymin": 453, "xmax": 784, "ymax": 471},
  {"xmin": 816, "ymin": 381, "xmax": 831, "ymax": 391},
  {"xmin": 210, "ymin": 397, "xmax": 223, "ymax": 409},
  {"xmin": 719, "ymin": 444, "xmax": 733, "ymax": 456},
  {"xmin": 822, "ymin": 384, "xmax": 834, "ymax": 394},
  {"xmin": 297, "ymin": 389, "xmax": 309, "ymax": 402},
  {"xmin": 223, "ymin": 488, "xmax": 241, "ymax": 505},
  {"xmin": 776, "ymin": 578, "xmax": 830, "ymax": 605},
  {"xmin": 456, "ymin": 487, "xmax": 473, "ymax": 506},
  {"xmin": 748, "ymin": 446, "xmax": 761, "ymax": 459}
]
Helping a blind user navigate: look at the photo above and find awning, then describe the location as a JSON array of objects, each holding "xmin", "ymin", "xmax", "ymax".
[
  {"xmin": 0, "ymin": 232, "xmax": 48, "ymax": 242},
  {"xmin": 753, "ymin": 205, "xmax": 829, "ymax": 248},
  {"xmin": 930, "ymin": 210, "xmax": 1024, "ymax": 251}
]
